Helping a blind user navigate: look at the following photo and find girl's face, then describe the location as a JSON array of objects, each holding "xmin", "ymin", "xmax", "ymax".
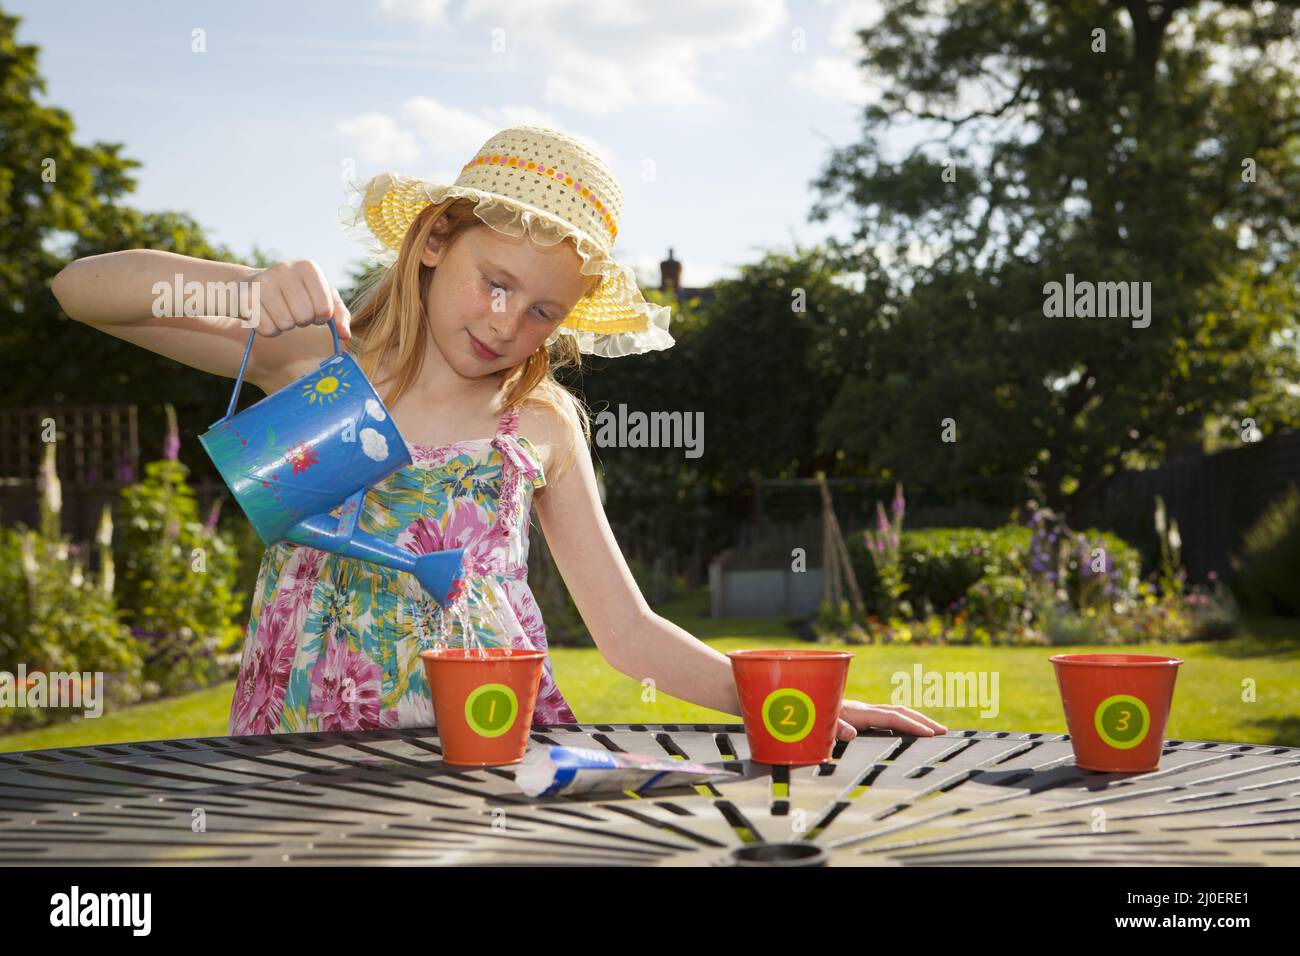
[{"xmin": 420, "ymin": 219, "xmax": 592, "ymax": 377}]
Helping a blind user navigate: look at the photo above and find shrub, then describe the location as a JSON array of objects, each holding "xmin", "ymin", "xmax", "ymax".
[
  {"xmin": 114, "ymin": 448, "xmax": 246, "ymax": 695},
  {"xmin": 1231, "ymin": 484, "xmax": 1300, "ymax": 617},
  {"xmin": 963, "ymin": 574, "xmax": 1029, "ymax": 632},
  {"xmin": 218, "ymin": 500, "xmax": 267, "ymax": 623},
  {"xmin": 845, "ymin": 524, "xmax": 1141, "ymax": 617},
  {"xmin": 0, "ymin": 447, "xmax": 143, "ymax": 734}
]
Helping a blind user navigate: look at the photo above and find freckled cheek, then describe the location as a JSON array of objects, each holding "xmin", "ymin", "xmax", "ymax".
[
  {"xmin": 437, "ymin": 279, "xmax": 487, "ymax": 326},
  {"xmin": 523, "ymin": 323, "xmax": 555, "ymax": 348}
]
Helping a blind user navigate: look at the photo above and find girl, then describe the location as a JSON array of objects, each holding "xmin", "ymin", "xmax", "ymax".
[{"xmin": 52, "ymin": 125, "xmax": 946, "ymax": 741}]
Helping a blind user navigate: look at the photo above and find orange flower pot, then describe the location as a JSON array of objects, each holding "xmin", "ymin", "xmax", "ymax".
[
  {"xmin": 1050, "ymin": 653, "xmax": 1183, "ymax": 772},
  {"xmin": 727, "ymin": 649, "xmax": 853, "ymax": 765},
  {"xmin": 419, "ymin": 647, "xmax": 546, "ymax": 767}
]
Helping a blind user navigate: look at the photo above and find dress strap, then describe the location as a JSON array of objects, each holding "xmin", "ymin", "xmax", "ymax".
[
  {"xmin": 496, "ymin": 405, "xmax": 520, "ymax": 437},
  {"xmin": 488, "ymin": 405, "xmax": 542, "ymax": 543}
]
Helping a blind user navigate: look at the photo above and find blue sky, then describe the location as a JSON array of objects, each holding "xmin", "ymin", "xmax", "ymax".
[{"xmin": 12, "ymin": 0, "xmax": 909, "ymax": 292}]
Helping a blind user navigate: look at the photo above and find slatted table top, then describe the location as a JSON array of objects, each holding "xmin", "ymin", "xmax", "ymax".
[{"xmin": 1, "ymin": 724, "xmax": 1297, "ymax": 866}]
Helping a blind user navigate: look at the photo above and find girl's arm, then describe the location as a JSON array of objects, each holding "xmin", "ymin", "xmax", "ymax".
[
  {"xmin": 531, "ymin": 408, "xmax": 741, "ymax": 719},
  {"xmin": 51, "ymin": 251, "xmax": 348, "ymax": 394},
  {"xmin": 530, "ymin": 406, "xmax": 947, "ymax": 738}
]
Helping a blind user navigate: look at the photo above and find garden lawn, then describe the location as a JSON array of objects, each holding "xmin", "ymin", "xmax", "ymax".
[{"xmin": 3, "ymin": 589, "xmax": 1297, "ymax": 753}]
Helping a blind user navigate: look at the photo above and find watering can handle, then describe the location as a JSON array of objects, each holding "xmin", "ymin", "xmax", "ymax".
[{"xmin": 219, "ymin": 318, "xmax": 342, "ymax": 424}]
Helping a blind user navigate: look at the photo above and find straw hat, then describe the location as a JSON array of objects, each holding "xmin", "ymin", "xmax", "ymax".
[{"xmin": 338, "ymin": 125, "xmax": 675, "ymax": 358}]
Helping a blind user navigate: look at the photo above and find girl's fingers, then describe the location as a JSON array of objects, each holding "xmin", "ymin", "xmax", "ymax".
[
  {"xmin": 873, "ymin": 704, "xmax": 948, "ymax": 733},
  {"xmin": 844, "ymin": 702, "xmax": 946, "ymax": 736},
  {"xmin": 872, "ymin": 710, "xmax": 943, "ymax": 735},
  {"xmin": 298, "ymin": 261, "xmax": 335, "ymax": 326},
  {"xmin": 836, "ymin": 718, "xmax": 858, "ymax": 741},
  {"xmin": 330, "ymin": 287, "xmax": 352, "ymax": 338},
  {"xmin": 280, "ymin": 270, "xmax": 320, "ymax": 326},
  {"xmin": 258, "ymin": 283, "xmax": 295, "ymax": 336}
]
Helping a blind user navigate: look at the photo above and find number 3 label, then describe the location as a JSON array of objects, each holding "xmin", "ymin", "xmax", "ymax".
[
  {"xmin": 761, "ymin": 688, "xmax": 816, "ymax": 743},
  {"xmin": 1094, "ymin": 694, "xmax": 1150, "ymax": 749}
]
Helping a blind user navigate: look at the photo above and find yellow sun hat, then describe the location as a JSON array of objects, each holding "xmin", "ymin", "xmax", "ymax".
[{"xmin": 338, "ymin": 125, "xmax": 675, "ymax": 359}]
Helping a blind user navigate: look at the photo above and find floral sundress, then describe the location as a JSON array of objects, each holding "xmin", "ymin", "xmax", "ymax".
[{"xmin": 226, "ymin": 404, "xmax": 579, "ymax": 735}]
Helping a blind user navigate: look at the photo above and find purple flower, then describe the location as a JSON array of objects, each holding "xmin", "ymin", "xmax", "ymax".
[
  {"xmin": 891, "ymin": 486, "xmax": 905, "ymax": 517},
  {"xmin": 205, "ymin": 497, "xmax": 223, "ymax": 531},
  {"xmin": 163, "ymin": 404, "xmax": 180, "ymax": 462}
]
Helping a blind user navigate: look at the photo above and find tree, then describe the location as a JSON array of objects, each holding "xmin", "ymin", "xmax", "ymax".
[
  {"xmin": 571, "ymin": 248, "xmax": 882, "ymax": 564},
  {"xmin": 810, "ymin": 0, "xmax": 1300, "ymax": 511},
  {"xmin": 0, "ymin": 9, "xmax": 272, "ymax": 476}
]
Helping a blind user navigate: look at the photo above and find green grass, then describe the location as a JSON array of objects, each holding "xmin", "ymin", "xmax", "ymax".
[{"xmin": 3, "ymin": 588, "xmax": 1297, "ymax": 753}]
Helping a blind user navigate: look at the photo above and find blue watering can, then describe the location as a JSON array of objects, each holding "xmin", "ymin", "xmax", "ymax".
[{"xmin": 198, "ymin": 319, "xmax": 467, "ymax": 608}]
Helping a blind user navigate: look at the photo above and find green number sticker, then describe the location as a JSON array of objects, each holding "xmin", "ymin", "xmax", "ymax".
[
  {"xmin": 1094, "ymin": 694, "xmax": 1150, "ymax": 749},
  {"xmin": 464, "ymin": 683, "xmax": 518, "ymax": 738},
  {"xmin": 761, "ymin": 688, "xmax": 816, "ymax": 743}
]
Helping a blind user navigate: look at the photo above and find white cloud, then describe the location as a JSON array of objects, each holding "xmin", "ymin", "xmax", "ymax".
[
  {"xmin": 360, "ymin": 428, "xmax": 391, "ymax": 462},
  {"xmin": 788, "ymin": 0, "xmax": 885, "ymax": 104},
  {"xmin": 377, "ymin": 0, "xmax": 453, "ymax": 26},
  {"xmin": 335, "ymin": 112, "xmax": 423, "ymax": 165},
  {"xmin": 788, "ymin": 52, "xmax": 885, "ymax": 105},
  {"xmin": 398, "ymin": 98, "xmax": 500, "ymax": 168},
  {"xmin": 379, "ymin": 0, "xmax": 786, "ymax": 114},
  {"xmin": 338, "ymin": 96, "xmax": 619, "ymax": 179}
]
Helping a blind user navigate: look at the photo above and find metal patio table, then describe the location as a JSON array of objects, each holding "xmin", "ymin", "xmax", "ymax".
[{"xmin": 1, "ymin": 724, "xmax": 1297, "ymax": 866}]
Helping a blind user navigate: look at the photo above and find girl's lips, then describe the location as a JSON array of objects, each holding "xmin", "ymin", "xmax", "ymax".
[{"xmin": 468, "ymin": 331, "xmax": 500, "ymax": 359}]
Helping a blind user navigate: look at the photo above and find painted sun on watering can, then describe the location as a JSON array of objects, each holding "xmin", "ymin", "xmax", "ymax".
[
  {"xmin": 302, "ymin": 364, "xmax": 353, "ymax": 405},
  {"xmin": 199, "ymin": 319, "xmax": 468, "ymax": 608}
]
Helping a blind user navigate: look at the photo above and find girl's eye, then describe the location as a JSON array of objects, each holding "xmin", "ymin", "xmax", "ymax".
[{"xmin": 483, "ymin": 274, "xmax": 552, "ymax": 321}]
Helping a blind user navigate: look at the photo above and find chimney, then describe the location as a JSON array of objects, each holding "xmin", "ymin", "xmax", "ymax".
[{"xmin": 659, "ymin": 248, "xmax": 681, "ymax": 294}]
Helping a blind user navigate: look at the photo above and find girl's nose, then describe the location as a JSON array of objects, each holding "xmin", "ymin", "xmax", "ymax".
[{"xmin": 490, "ymin": 304, "xmax": 528, "ymax": 339}]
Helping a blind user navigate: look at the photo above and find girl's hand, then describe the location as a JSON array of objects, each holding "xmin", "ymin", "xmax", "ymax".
[
  {"xmin": 835, "ymin": 698, "xmax": 948, "ymax": 741},
  {"xmin": 245, "ymin": 259, "xmax": 352, "ymax": 340}
]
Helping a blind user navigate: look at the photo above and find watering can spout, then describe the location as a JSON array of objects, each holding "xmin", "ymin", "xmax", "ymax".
[
  {"xmin": 285, "ymin": 508, "xmax": 468, "ymax": 609},
  {"xmin": 411, "ymin": 549, "xmax": 470, "ymax": 608}
]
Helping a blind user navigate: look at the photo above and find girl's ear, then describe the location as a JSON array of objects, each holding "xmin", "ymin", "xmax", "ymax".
[
  {"xmin": 419, "ymin": 231, "xmax": 443, "ymax": 268},
  {"xmin": 419, "ymin": 214, "xmax": 455, "ymax": 268}
]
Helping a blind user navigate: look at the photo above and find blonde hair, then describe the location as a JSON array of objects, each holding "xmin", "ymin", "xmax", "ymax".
[{"xmin": 344, "ymin": 198, "xmax": 596, "ymax": 486}]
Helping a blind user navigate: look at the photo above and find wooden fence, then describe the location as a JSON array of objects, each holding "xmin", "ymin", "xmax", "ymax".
[
  {"xmin": 1081, "ymin": 429, "xmax": 1300, "ymax": 580},
  {"xmin": 0, "ymin": 405, "xmax": 140, "ymax": 542}
]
